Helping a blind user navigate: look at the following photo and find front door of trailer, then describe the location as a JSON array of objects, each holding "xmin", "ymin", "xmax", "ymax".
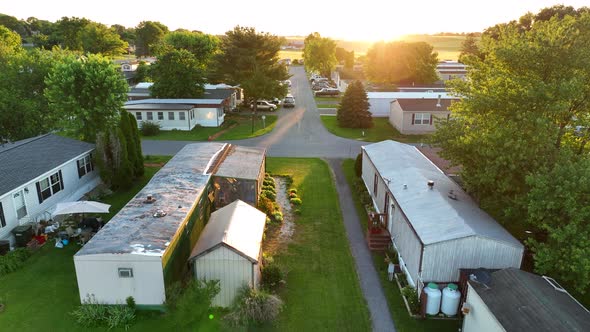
[
  {"xmin": 14, "ymin": 190, "xmax": 28, "ymax": 220},
  {"xmin": 385, "ymin": 194, "xmax": 393, "ymax": 234}
]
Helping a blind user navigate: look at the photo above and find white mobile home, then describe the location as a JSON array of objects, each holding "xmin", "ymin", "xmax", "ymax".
[
  {"xmin": 361, "ymin": 140, "xmax": 523, "ymax": 291},
  {"xmin": 189, "ymin": 199, "xmax": 266, "ymax": 307},
  {"xmin": 0, "ymin": 134, "xmax": 100, "ymax": 246},
  {"xmin": 367, "ymin": 92, "xmax": 456, "ymax": 117},
  {"xmin": 125, "ymin": 99, "xmax": 226, "ymax": 130},
  {"xmin": 389, "ymin": 98, "xmax": 453, "ymax": 135}
]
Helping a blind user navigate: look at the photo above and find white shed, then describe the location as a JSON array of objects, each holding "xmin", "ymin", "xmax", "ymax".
[
  {"xmin": 362, "ymin": 140, "xmax": 524, "ymax": 291},
  {"xmin": 189, "ymin": 199, "xmax": 266, "ymax": 307}
]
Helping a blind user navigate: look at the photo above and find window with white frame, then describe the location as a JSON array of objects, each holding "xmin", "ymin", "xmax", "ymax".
[
  {"xmin": 168, "ymin": 112, "xmax": 175, "ymax": 120},
  {"xmin": 413, "ymin": 113, "xmax": 431, "ymax": 125},
  {"xmin": 118, "ymin": 268, "xmax": 133, "ymax": 278},
  {"xmin": 135, "ymin": 112, "xmax": 142, "ymax": 120},
  {"xmin": 157, "ymin": 112, "xmax": 164, "ymax": 120},
  {"xmin": 179, "ymin": 112, "xmax": 186, "ymax": 120},
  {"xmin": 147, "ymin": 112, "xmax": 153, "ymax": 120},
  {"xmin": 36, "ymin": 171, "xmax": 63, "ymax": 203},
  {"xmin": 77, "ymin": 154, "xmax": 94, "ymax": 178}
]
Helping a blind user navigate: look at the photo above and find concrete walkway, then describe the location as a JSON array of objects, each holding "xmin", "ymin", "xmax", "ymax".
[{"xmin": 328, "ymin": 159, "xmax": 397, "ymax": 332}]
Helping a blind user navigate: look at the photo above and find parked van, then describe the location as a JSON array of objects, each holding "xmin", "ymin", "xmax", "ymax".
[{"xmin": 283, "ymin": 94, "xmax": 295, "ymax": 108}]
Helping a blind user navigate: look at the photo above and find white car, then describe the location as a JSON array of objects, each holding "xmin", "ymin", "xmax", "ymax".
[{"xmin": 250, "ymin": 100, "xmax": 277, "ymax": 111}]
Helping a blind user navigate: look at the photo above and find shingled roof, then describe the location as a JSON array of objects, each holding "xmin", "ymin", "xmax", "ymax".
[{"xmin": 0, "ymin": 134, "xmax": 94, "ymax": 197}]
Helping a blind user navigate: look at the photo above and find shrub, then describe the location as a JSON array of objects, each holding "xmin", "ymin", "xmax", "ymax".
[
  {"xmin": 262, "ymin": 185, "xmax": 276, "ymax": 194},
  {"xmin": 272, "ymin": 211, "xmax": 283, "ymax": 223},
  {"xmin": 173, "ymin": 279, "xmax": 220, "ymax": 328},
  {"xmin": 289, "ymin": 192, "xmax": 298, "ymax": 199},
  {"xmin": 165, "ymin": 281, "xmax": 183, "ymax": 310},
  {"xmin": 261, "ymin": 190, "xmax": 276, "ymax": 201},
  {"xmin": 401, "ymin": 286, "xmax": 420, "ymax": 314},
  {"xmin": 125, "ymin": 296, "xmax": 136, "ymax": 311},
  {"xmin": 293, "ymin": 208, "xmax": 301, "ymax": 215},
  {"xmin": 263, "ymin": 178, "xmax": 275, "ymax": 187},
  {"xmin": 140, "ymin": 121, "xmax": 161, "ymax": 136},
  {"xmin": 354, "ymin": 153, "xmax": 362, "ymax": 177},
  {"xmin": 70, "ymin": 294, "xmax": 135, "ymax": 330},
  {"xmin": 225, "ymin": 287, "xmax": 283, "ymax": 327},
  {"xmin": 261, "ymin": 264, "xmax": 284, "ymax": 291},
  {"xmin": 258, "ymin": 197, "xmax": 276, "ymax": 215},
  {"xmin": 0, "ymin": 248, "xmax": 31, "ymax": 277},
  {"xmin": 288, "ymin": 188, "xmax": 297, "ymax": 194},
  {"xmin": 290, "ymin": 197, "xmax": 302, "ymax": 205}
]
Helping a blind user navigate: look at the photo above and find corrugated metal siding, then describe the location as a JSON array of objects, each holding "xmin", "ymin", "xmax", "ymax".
[
  {"xmin": 421, "ymin": 236, "xmax": 523, "ymax": 282},
  {"xmin": 391, "ymin": 211, "xmax": 422, "ymax": 285},
  {"xmin": 361, "ymin": 152, "xmax": 387, "ymax": 214},
  {"xmin": 193, "ymin": 246, "xmax": 253, "ymax": 307}
]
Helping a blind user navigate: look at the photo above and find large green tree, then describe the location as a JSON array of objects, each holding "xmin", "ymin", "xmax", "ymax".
[
  {"xmin": 0, "ymin": 25, "xmax": 22, "ymax": 55},
  {"xmin": 210, "ymin": 26, "xmax": 288, "ymax": 111},
  {"xmin": 44, "ymin": 54, "xmax": 128, "ymax": 142},
  {"xmin": 335, "ymin": 47, "xmax": 355, "ymax": 69},
  {"xmin": 303, "ymin": 32, "xmax": 337, "ymax": 77},
  {"xmin": 365, "ymin": 41, "xmax": 439, "ymax": 85},
  {"xmin": 95, "ymin": 127, "xmax": 133, "ymax": 190},
  {"xmin": 52, "ymin": 16, "xmax": 90, "ymax": 51},
  {"xmin": 337, "ymin": 80, "xmax": 372, "ymax": 128},
  {"xmin": 79, "ymin": 22, "xmax": 128, "ymax": 56},
  {"xmin": 432, "ymin": 13, "xmax": 590, "ymax": 220},
  {"xmin": 149, "ymin": 49, "xmax": 205, "ymax": 98},
  {"xmin": 154, "ymin": 30, "xmax": 219, "ymax": 63},
  {"xmin": 135, "ymin": 21, "xmax": 168, "ymax": 57},
  {"xmin": 458, "ymin": 33, "xmax": 481, "ymax": 63}
]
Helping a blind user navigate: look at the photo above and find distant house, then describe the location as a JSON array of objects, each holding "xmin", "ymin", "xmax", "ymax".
[
  {"xmin": 366, "ymin": 91, "xmax": 456, "ymax": 117},
  {"xmin": 436, "ymin": 60, "xmax": 467, "ymax": 81},
  {"xmin": 389, "ymin": 97, "xmax": 454, "ymax": 135},
  {"xmin": 74, "ymin": 143, "xmax": 266, "ymax": 306},
  {"xmin": 462, "ymin": 268, "xmax": 590, "ymax": 332},
  {"xmin": 361, "ymin": 140, "xmax": 523, "ymax": 293},
  {"xmin": 189, "ymin": 199, "xmax": 266, "ymax": 307},
  {"xmin": 125, "ymin": 99, "xmax": 226, "ymax": 129},
  {"xmin": 0, "ymin": 134, "xmax": 100, "ymax": 246}
]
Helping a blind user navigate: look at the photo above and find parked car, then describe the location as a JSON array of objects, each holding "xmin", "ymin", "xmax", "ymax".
[
  {"xmin": 283, "ymin": 94, "xmax": 295, "ymax": 108},
  {"xmin": 314, "ymin": 88, "xmax": 340, "ymax": 97},
  {"xmin": 282, "ymin": 80, "xmax": 292, "ymax": 87},
  {"xmin": 250, "ymin": 100, "xmax": 277, "ymax": 111}
]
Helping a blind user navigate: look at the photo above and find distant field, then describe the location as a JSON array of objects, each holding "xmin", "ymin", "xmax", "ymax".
[{"xmin": 279, "ymin": 50, "xmax": 303, "ymax": 60}]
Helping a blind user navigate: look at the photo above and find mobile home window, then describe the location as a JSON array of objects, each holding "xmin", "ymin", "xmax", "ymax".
[
  {"xmin": 179, "ymin": 112, "xmax": 186, "ymax": 120},
  {"xmin": 413, "ymin": 113, "xmax": 431, "ymax": 125},
  {"xmin": 77, "ymin": 154, "xmax": 94, "ymax": 178},
  {"xmin": 147, "ymin": 112, "xmax": 153, "ymax": 120},
  {"xmin": 168, "ymin": 112, "xmax": 175, "ymax": 120},
  {"xmin": 135, "ymin": 112, "xmax": 142, "ymax": 120},
  {"xmin": 0, "ymin": 202, "xmax": 6, "ymax": 228},
  {"xmin": 36, "ymin": 171, "xmax": 64, "ymax": 203},
  {"xmin": 157, "ymin": 112, "xmax": 164, "ymax": 120},
  {"xmin": 373, "ymin": 173, "xmax": 378, "ymax": 196},
  {"xmin": 118, "ymin": 268, "xmax": 133, "ymax": 278}
]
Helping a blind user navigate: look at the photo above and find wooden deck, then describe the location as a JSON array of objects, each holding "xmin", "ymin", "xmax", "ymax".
[{"xmin": 366, "ymin": 212, "xmax": 391, "ymax": 251}]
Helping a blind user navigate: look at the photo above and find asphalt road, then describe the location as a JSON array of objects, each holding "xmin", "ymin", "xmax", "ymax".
[{"xmin": 142, "ymin": 66, "xmax": 366, "ymax": 158}]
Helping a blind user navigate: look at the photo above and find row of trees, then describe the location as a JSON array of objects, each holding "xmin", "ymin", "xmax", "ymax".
[{"xmin": 432, "ymin": 6, "xmax": 590, "ymax": 293}]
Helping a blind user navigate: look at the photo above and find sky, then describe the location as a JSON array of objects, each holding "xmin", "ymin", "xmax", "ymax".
[{"xmin": 1, "ymin": 1, "xmax": 588, "ymax": 41}]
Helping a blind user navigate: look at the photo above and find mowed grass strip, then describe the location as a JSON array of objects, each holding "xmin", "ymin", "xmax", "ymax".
[
  {"xmin": 260, "ymin": 158, "xmax": 371, "ymax": 332},
  {"xmin": 341, "ymin": 159, "xmax": 461, "ymax": 332},
  {"xmin": 321, "ymin": 116, "xmax": 430, "ymax": 143},
  {"xmin": 142, "ymin": 114, "xmax": 277, "ymax": 141}
]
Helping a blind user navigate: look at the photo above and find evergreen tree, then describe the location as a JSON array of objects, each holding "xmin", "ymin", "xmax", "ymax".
[
  {"xmin": 337, "ymin": 81, "xmax": 373, "ymax": 128},
  {"xmin": 119, "ymin": 112, "xmax": 138, "ymax": 178},
  {"xmin": 95, "ymin": 127, "xmax": 133, "ymax": 190},
  {"xmin": 127, "ymin": 112, "xmax": 144, "ymax": 177}
]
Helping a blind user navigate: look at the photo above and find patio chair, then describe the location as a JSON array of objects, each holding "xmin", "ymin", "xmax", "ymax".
[{"xmin": 66, "ymin": 226, "xmax": 81, "ymax": 242}]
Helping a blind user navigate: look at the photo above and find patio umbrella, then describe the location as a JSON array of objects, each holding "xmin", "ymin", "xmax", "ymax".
[{"xmin": 52, "ymin": 201, "xmax": 111, "ymax": 217}]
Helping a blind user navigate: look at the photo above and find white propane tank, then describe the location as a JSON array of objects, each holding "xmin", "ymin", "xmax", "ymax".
[
  {"xmin": 441, "ymin": 283, "xmax": 461, "ymax": 316},
  {"xmin": 424, "ymin": 282, "xmax": 441, "ymax": 315}
]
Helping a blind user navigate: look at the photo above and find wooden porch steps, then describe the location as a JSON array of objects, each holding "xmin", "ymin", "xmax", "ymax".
[{"xmin": 367, "ymin": 231, "xmax": 391, "ymax": 251}]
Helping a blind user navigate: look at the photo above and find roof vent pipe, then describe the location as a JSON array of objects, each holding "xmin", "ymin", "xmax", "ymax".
[{"xmin": 427, "ymin": 180, "xmax": 434, "ymax": 189}]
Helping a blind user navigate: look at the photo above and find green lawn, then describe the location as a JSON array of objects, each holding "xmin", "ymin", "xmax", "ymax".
[
  {"xmin": 321, "ymin": 116, "xmax": 430, "ymax": 143},
  {"xmin": 342, "ymin": 160, "xmax": 461, "ymax": 332},
  {"xmin": 317, "ymin": 104, "xmax": 338, "ymax": 109},
  {"xmin": 260, "ymin": 158, "xmax": 371, "ymax": 331},
  {"xmin": 0, "ymin": 158, "xmax": 370, "ymax": 331},
  {"xmin": 142, "ymin": 114, "xmax": 277, "ymax": 141},
  {"xmin": 314, "ymin": 97, "xmax": 341, "ymax": 104}
]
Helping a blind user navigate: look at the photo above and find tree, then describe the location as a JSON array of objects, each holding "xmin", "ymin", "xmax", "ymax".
[
  {"xmin": 118, "ymin": 112, "xmax": 144, "ymax": 178},
  {"xmin": 154, "ymin": 30, "xmax": 219, "ymax": 64},
  {"xmin": 337, "ymin": 80, "xmax": 372, "ymax": 128},
  {"xmin": 52, "ymin": 16, "xmax": 90, "ymax": 51},
  {"xmin": 44, "ymin": 53, "xmax": 128, "ymax": 142},
  {"xmin": 111, "ymin": 24, "xmax": 136, "ymax": 45},
  {"xmin": 525, "ymin": 153, "xmax": 590, "ymax": 293},
  {"xmin": 135, "ymin": 21, "xmax": 168, "ymax": 57},
  {"xmin": 458, "ymin": 33, "xmax": 481, "ymax": 63},
  {"xmin": 95, "ymin": 127, "xmax": 133, "ymax": 190},
  {"xmin": 0, "ymin": 14, "xmax": 29, "ymax": 40},
  {"xmin": 133, "ymin": 61, "xmax": 152, "ymax": 84},
  {"xmin": 80, "ymin": 22, "xmax": 128, "ymax": 56},
  {"xmin": 210, "ymin": 26, "xmax": 289, "ymax": 111},
  {"xmin": 432, "ymin": 12, "xmax": 590, "ymax": 221},
  {"xmin": 303, "ymin": 32, "xmax": 337, "ymax": 77},
  {"xmin": 149, "ymin": 49, "xmax": 205, "ymax": 98},
  {"xmin": 0, "ymin": 25, "xmax": 23, "ymax": 55},
  {"xmin": 126, "ymin": 112, "xmax": 144, "ymax": 177},
  {"xmin": 365, "ymin": 41, "xmax": 438, "ymax": 85},
  {"xmin": 335, "ymin": 47, "xmax": 355, "ymax": 70}
]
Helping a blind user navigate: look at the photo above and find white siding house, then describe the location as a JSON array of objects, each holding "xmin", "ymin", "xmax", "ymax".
[
  {"xmin": 436, "ymin": 61, "xmax": 467, "ymax": 81},
  {"xmin": 367, "ymin": 92, "xmax": 456, "ymax": 117},
  {"xmin": 0, "ymin": 134, "xmax": 100, "ymax": 246},
  {"xmin": 189, "ymin": 200, "xmax": 266, "ymax": 307},
  {"xmin": 361, "ymin": 140, "xmax": 523, "ymax": 291},
  {"xmin": 124, "ymin": 99, "xmax": 226, "ymax": 130},
  {"xmin": 389, "ymin": 98, "xmax": 454, "ymax": 135}
]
